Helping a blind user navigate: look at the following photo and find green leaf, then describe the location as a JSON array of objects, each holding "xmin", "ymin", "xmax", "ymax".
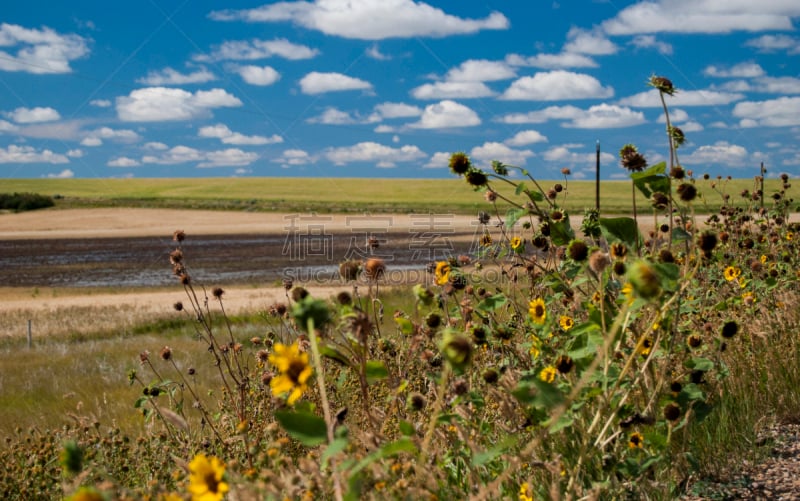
[
  {"xmin": 320, "ymin": 345, "xmax": 351, "ymax": 366},
  {"xmin": 685, "ymin": 357, "xmax": 714, "ymax": 372},
  {"xmin": 365, "ymin": 360, "xmax": 388, "ymax": 384},
  {"xmin": 505, "ymin": 208, "xmax": 527, "ymax": 228},
  {"xmin": 398, "ymin": 420, "xmax": 415, "ymax": 437},
  {"xmin": 348, "ymin": 438, "xmax": 416, "ymax": 477},
  {"xmin": 321, "ymin": 438, "xmax": 348, "ymax": 469},
  {"xmin": 274, "ymin": 410, "xmax": 328, "ymax": 446},
  {"xmin": 394, "ymin": 317, "xmax": 414, "ymax": 335},
  {"xmin": 547, "ymin": 415, "xmax": 574, "ymax": 434},
  {"xmin": 471, "ymin": 435, "xmax": 518, "ymax": 467},
  {"xmin": 549, "ymin": 215, "xmax": 574, "ymax": 246},
  {"xmin": 599, "ymin": 217, "xmax": 640, "ymax": 248},
  {"xmin": 525, "ymin": 189, "xmax": 545, "ymax": 202},
  {"xmin": 671, "ymin": 227, "xmax": 692, "ymax": 242},
  {"xmin": 631, "ymin": 162, "xmax": 668, "ymax": 198},
  {"xmin": 515, "ymin": 182, "xmax": 527, "ymax": 196},
  {"xmin": 477, "ymin": 293, "xmax": 507, "ymax": 312},
  {"xmin": 533, "ymin": 378, "xmax": 565, "ymax": 409}
]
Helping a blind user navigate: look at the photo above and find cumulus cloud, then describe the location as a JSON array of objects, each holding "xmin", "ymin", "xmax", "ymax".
[
  {"xmin": 542, "ymin": 144, "xmax": 614, "ymax": 165},
  {"xmin": 365, "ymin": 44, "xmax": 391, "ymax": 60},
  {"xmin": 495, "ymin": 105, "xmax": 583, "ymax": 124},
  {"xmin": 137, "ymin": 67, "xmax": 215, "ymax": 85},
  {"xmin": 602, "ymin": 2, "xmax": 800, "ymax": 35},
  {"xmin": 629, "ymin": 35, "xmax": 673, "ymax": 55},
  {"xmin": 505, "ymin": 52, "xmax": 597, "ymax": 69},
  {"xmin": 703, "ymin": 62, "xmax": 765, "ymax": 78},
  {"xmin": 732, "ymin": 96, "xmax": 800, "ymax": 127},
  {"xmin": 745, "ymin": 34, "xmax": 800, "ymax": 54},
  {"xmin": 618, "ymin": 89, "xmax": 744, "ymax": 107},
  {"xmin": 299, "ymin": 72, "xmax": 372, "ymax": 94},
  {"xmin": 424, "ymin": 151, "xmax": 450, "ymax": 168},
  {"xmin": 81, "ymin": 126, "xmax": 140, "ymax": 147},
  {"xmin": 89, "ymin": 99, "xmax": 111, "ymax": 108},
  {"xmin": 0, "ymin": 144, "xmax": 69, "ymax": 163},
  {"xmin": 144, "ymin": 142, "xmax": 168, "ymax": 150},
  {"xmin": 408, "ymin": 100, "xmax": 480, "ymax": 129},
  {"xmin": 209, "ymin": 0, "xmax": 509, "ymax": 40},
  {"xmin": 682, "ymin": 141, "xmax": 749, "ymax": 166},
  {"xmin": 306, "ymin": 107, "xmax": 378, "ymax": 125},
  {"xmin": 142, "ymin": 145, "xmax": 259, "ymax": 167},
  {"xmin": 0, "ymin": 120, "xmax": 18, "ymax": 132},
  {"xmin": 372, "ymin": 102, "xmax": 422, "ymax": 119},
  {"xmin": 233, "ymin": 65, "xmax": 280, "ymax": 85},
  {"xmin": 501, "ymin": 71, "xmax": 613, "ymax": 101},
  {"xmin": 324, "ymin": 141, "xmax": 426, "ymax": 167},
  {"xmin": 116, "ymin": 87, "xmax": 242, "ymax": 122},
  {"xmin": 197, "ymin": 38, "xmax": 319, "ymax": 61},
  {"xmin": 471, "ymin": 142, "xmax": 534, "ymax": 167},
  {"xmin": 107, "ymin": 157, "xmax": 141, "ymax": 167},
  {"xmin": 46, "ymin": 169, "xmax": 74, "ymax": 178},
  {"xmin": 411, "ymin": 81, "xmax": 494, "ymax": 99},
  {"xmin": 0, "ymin": 23, "xmax": 89, "ymax": 74},
  {"xmin": 727, "ymin": 76, "xmax": 800, "ymax": 94},
  {"xmin": 505, "ymin": 130, "xmax": 548, "ymax": 146},
  {"xmin": 66, "ymin": 149, "xmax": 83, "ymax": 158},
  {"xmin": 563, "ymin": 28, "xmax": 617, "ymax": 55},
  {"xmin": 445, "ymin": 59, "xmax": 516, "ymax": 82},
  {"xmin": 198, "ymin": 123, "xmax": 283, "ymax": 144},
  {"xmin": 272, "ymin": 149, "xmax": 315, "ymax": 166},
  {"xmin": 564, "ymin": 104, "xmax": 646, "ymax": 129},
  {"xmin": 5, "ymin": 106, "xmax": 60, "ymax": 123}
]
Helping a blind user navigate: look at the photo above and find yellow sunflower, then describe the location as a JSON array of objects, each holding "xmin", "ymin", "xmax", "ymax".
[
  {"xmin": 628, "ymin": 431, "xmax": 644, "ymax": 449},
  {"xmin": 510, "ymin": 236, "xmax": 523, "ymax": 252},
  {"xmin": 637, "ymin": 336, "xmax": 653, "ymax": 357},
  {"xmin": 539, "ymin": 365, "xmax": 557, "ymax": 384},
  {"xmin": 723, "ymin": 266, "xmax": 741, "ymax": 282},
  {"xmin": 188, "ymin": 453, "xmax": 229, "ymax": 501},
  {"xmin": 268, "ymin": 342, "xmax": 313, "ymax": 405},
  {"xmin": 434, "ymin": 261, "xmax": 451, "ymax": 286},
  {"xmin": 519, "ymin": 482, "xmax": 533, "ymax": 501},
  {"xmin": 559, "ymin": 315, "xmax": 574, "ymax": 331},
  {"xmin": 480, "ymin": 234, "xmax": 493, "ymax": 246},
  {"xmin": 528, "ymin": 298, "xmax": 547, "ymax": 325}
]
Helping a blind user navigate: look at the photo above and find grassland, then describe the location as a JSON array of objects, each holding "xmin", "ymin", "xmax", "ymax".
[{"xmin": 2, "ymin": 176, "xmax": 788, "ymax": 214}]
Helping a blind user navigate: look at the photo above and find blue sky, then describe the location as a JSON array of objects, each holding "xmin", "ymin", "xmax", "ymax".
[{"xmin": 1, "ymin": 0, "xmax": 799, "ymax": 180}]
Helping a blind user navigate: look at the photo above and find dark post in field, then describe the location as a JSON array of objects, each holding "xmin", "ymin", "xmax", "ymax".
[
  {"xmin": 27, "ymin": 319, "xmax": 32, "ymax": 349},
  {"xmin": 595, "ymin": 140, "xmax": 601, "ymax": 213},
  {"xmin": 760, "ymin": 162, "xmax": 765, "ymax": 210}
]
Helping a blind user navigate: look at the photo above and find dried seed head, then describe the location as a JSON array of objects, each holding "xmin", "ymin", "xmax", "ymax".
[
  {"xmin": 619, "ymin": 144, "xmax": 647, "ymax": 172},
  {"xmin": 172, "ymin": 230, "xmax": 185, "ymax": 242},
  {"xmin": 698, "ymin": 232, "xmax": 718, "ymax": 252},
  {"xmin": 589, "ymin": 250, "xmax": 611, "ymax": 274},
  {"xmin": 173, "ymin": 301, "xmax": 184, "ymax": 312},
  {"xmin": 651, "ymin": 192, "xmax": 669, "ymax": 210},
  {"xmin": 482, "ymin": 367, "xmax": 499, "ymax": 384},
  {"xmin": 364, "ymin": 258, "xmax": 386, "ymax": 280},
  {"xmin": 212, "ymin": 287, "xmax": 225, "ymax": 299},
  {"xmin": 408, "ymin": 392, "xmax": 426, "ymax": 411},
  {"xmin": 465, "ymin": 169, "xmax": 488, "ymax": 187},
  {"xmin": 677, "ymin": 183, "xmax": 697, "ymax": 202},
  {"xmin": 567, "ymin": 239, "xmax": 589, "ymax": 261},
  {"xmin": 336, "ymin": 291, "xmax": 352, "ymax": 305},
  {"xmin": 664, "ymin": 403, "xmax": 681, "ymax": 421},
  {"xmin": 449, "ymin": 152, "xmax": 471, "ymax": 175},
  {"xmin": 555, "ymin": 355, "xmax": 574, "ymax": 374},
  {"xmin": 291, "ymin": 287, "xmax": 309, "ymax": 302},
  {"xmin": 160, "ymin": 346, "xmax": 172, "ymax": 361},
  {"xmin": 169, "ymin": 249, "xmax": 183, "ymax": 264},
  {"xmin": 649, "ymin": 75, "xmax": 675, "ymax": 96},
  {"xmin": 338, "ymin": 260, "xmax": 361, "ymax": 281}
]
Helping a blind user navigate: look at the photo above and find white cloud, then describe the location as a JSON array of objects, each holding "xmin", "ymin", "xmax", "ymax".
[
  {"xmin": 704, "ymin": 62, "xmax": 764, "ymax": 78},
  {"xmin": 197, "ymin": 38, "xmax": 319, "ymax": 61},
  {"xmin": 107, "ymin": 157, "xmax": 140, "ymax": 167},
  {"xmin": 324, "ymin": 141, "xmax": 426, "ymax": 167},
  {"xmin": 680, "ymin": 121, "xmax": 705, "ymax": 132},
  {"xmin": 5, "ymin": 106, "xmax": 60, "ymax": 123},
  {"xmin": 505, "ymin": 130, "xmax": 548, "ymax": 146},
  {"xmin": 0, "ymin": 144, "xmax": 69, "ymax": 163},
  {"xmin": 745, "ymin": 34, "xmax": 800, "ymax": 54},
  {"xmin": 411, "ymin": 81, "xmax": 494, "ymax": 99},
  {"xmin": 233, "ymin": 65, "xmax": 280, "ymax": 86},
  {"xmin": 618, "ymin": 89, "xmax": 744, "ymax": 107},
  {"xmin": 198, "ymin": 123, "xmax": 283, "ymax": 144},
  {"xmin": 471, "ymin": 142, "xmax": 534, "ymax": 167},
  {"xmin": 142, "ymin": 145, "xmax": 259, "ymax": 167},
  {"xmin": 116, "ymin": 87, "xmax": 242, "ymax": 122},
  {"xmin": 505, "ymin": 52, "xmax": 597, "ymax": 69},
  {"xmin": 563, "ymin": 28, "xmax": 617, "ymax": 55},
  {"xmin": 408, "ymin": 100, "xmax": 481, "ymax": 129},
  {"xmin": 424, "ymin": 151, "xmax": 450, "ymax": 168},
  {"xmin": 683, "ymin": 141, "xmax": 749, "ymax": 166},
  {"xmin": 308, "ymin": 107, "xmax": 356, "ymax": 125},
  {"xmin": 543, "ymin": 144, "xmax": 614, "ymax": 165},
  {"xmin": 501, "ymin": 71, "xmax": 613, "ymax": 101},
  {"xmin": 0, "ymin": 23, "xmax": 89, "ymax": 74},
  {"xmin": 445, "ymin": 59, "xmax": 516, "ymax": 82},
  {"xmin": 372, "ymin": 102, "xmax": 422, "ymax": 119},
  {"xmin": 89, "ymin": 99, "xmax": 111, "ymax": 108},
  {"xmin": 137, "ymin": 67, "xmax": 215, "ymax": 85},
  {"xmin": 365, "ymin": 44, "xmax": 391, "ymax": 60},
  {"xmin": 374, "ymin": 125, "xmax": 396, "ymax": 133},
  {"xmin": 209, "ymin": 1, "xmax": 509, "ymax": 40},
  {"xmin": 66, "ymin": 149, "xmax": 83, "ymax": 158},
  {"xmin": 0, "ymin": 119, "xmax": 18, "ymax": 133},
  {"xmin": 732, "ymin": 96, "xmax": 800, "ymax": 127},
  {"xmin": 749, "ymin": 76, "xmax": 800, "ymax": 94},
  {"xmin": 81, "ymin": 126, "xmax": 140, "ymax": 146},
  {"xmin": 46, "ymin": 169, "xmax": 74, "ymax": 178},
  {"xmin": 273, "ymin": 149, "xmax": 315, "ymax": 166},
  {"xmin": 144, "ymin": 142, "xmax": 168, "ymax": 150},
  {"xmin": 657, "ymin": 108, "xmax": 690, "ymax": 123},
  {"xmin": 602, "ymin": 2, "xmax": 800, "ymax": 35},
  {"xmin": 629, "ymin": 35, "xmax": 673, "ymax": 55},
  {"xmin": 299, "ymin": 72, "xmax": 372, "ymax": 94},
  {"xmin": 564, "ymin": 104, "xmax": 646, "ymax": 129},
  {"xmin": 496, "ymin": 105, "xmax": 583, "ymax": 124}
]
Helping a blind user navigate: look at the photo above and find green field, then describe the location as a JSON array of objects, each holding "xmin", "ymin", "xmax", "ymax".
[{"xmin": 2, "ymin": 176, "xmax": 789, "ymax": 214}]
